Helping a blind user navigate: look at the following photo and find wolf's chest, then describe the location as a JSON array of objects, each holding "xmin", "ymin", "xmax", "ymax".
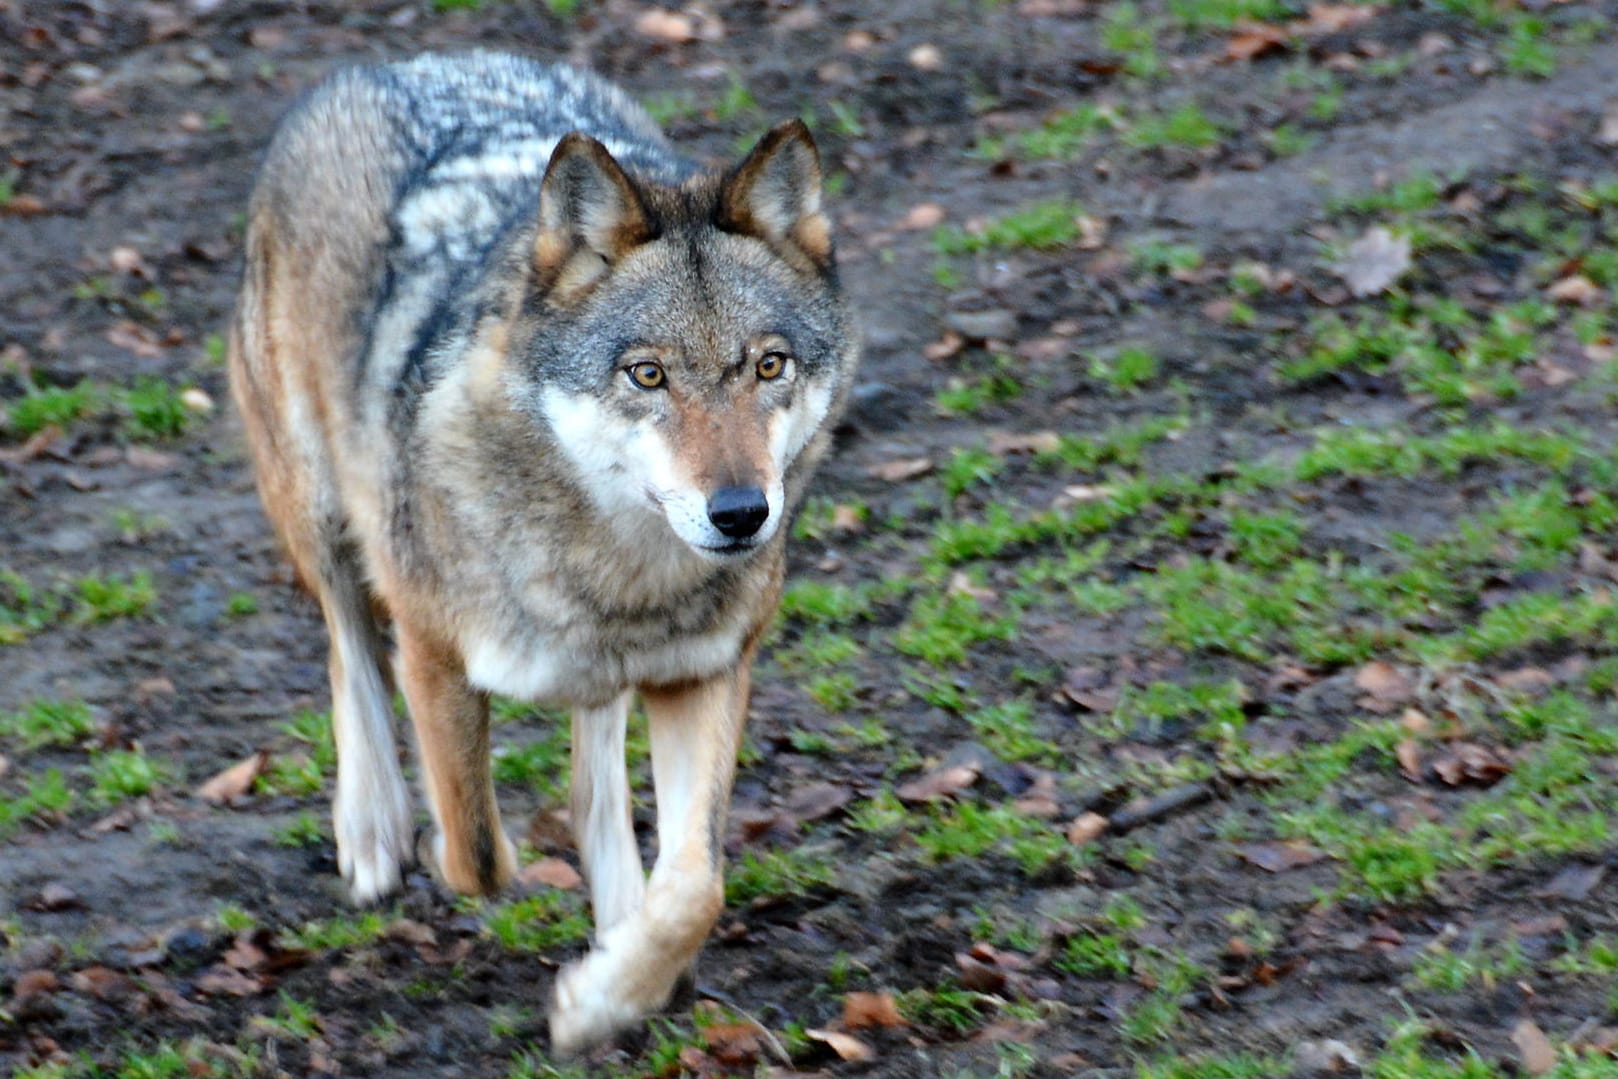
[{"xmin": 459, "ymin": 610, "xmax": 748, "ymax": 704}]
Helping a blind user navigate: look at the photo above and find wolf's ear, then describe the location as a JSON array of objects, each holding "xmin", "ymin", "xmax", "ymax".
[
  {"xmin": 718, "ymin": 119, "xmax": 832, "ymax": 270},
  {"xmin": 535, "ymin": 133, "xmax": 656, "ymax": 294}
]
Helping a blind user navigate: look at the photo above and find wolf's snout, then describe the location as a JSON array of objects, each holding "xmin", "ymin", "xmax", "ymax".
[{"xmin": 707, "ymin": 485, "xmax": 769, "ymax": 539}]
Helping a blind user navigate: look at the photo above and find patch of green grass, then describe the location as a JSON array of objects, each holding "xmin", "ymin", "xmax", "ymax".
[
  {"xmin": 1109, "ymin": 680, "xmax": 1247, "ymax": 743},
  {"xmin": 897, "ymin": 984, "xmax": 991, "ymax": 1035},
  {"xmin": 1167, "ymin": 0, "xmax": 1287, "ymax": 29},
  {"xmin": 847, "ymin": 788, "xmax": 909, "ymax": 836},
  {"xmin": 936, "ymin": 369, "xmax": 1023, "ymax": 415},
  {"xmin": 1057, "ymin": 930, "xmax": 1133, "ymax": 978},
  {"xmin": 225, "ymin": 591, "xmax": 258, "ymax": 617},
  {"xmin": 940, "ymin": 446, "xmax": 1003, "ymax": 500},
  {"xmin": 258, "ymin": 992, "xmax": 322, "ymax": 1040},
  {"xmin": 897, "ymin": 589, "xmax": 1018, "ymax": 666},
  {"xmin": 74, "ymin": 571, "xmax": 156, "ymax": 623},
  {"xmin": 1129, "ymin": 238, "xmax": 1205, "ymax": 277},
  {"xmin": 727, "ymin": 845, "xmax": 836, "ymax": 904},
  {"xmin": 1125, "ymin": 103, "xmax": 1225, "ymax": 150},
  {"xmin": 1102, "ymin": 1, "xmax": 1164, "ymax": 78},
  {"xmin": 113, "ymin": 1042, "xmax": 191, "ymax": 1079},
  {"xmin": 978, "ymin": 103, "xmax": 1117, "ymax": 160},
  {"xmin": 258, "ymin": 708, "xmax": 336, "ymax": 796},
  {"xmin": 0, "ymin": 569, "xmax": 62, "ymax": 644},
  {"xmin": 934, "ymin": 199, "xmax": 1083, "ymax": 255},
  {"xmin": 2, "ymin": 698, "xmax": 95, "ymax": 750},
  {"xmin": 1412, "ymin": 934, "xmax": 1529, "ymax": 992},
  {"xmin": 480, "ymin": 891, "xmax": 592, "ymax": 952},
  {"xmin": 122, "ymin": 377, "xmax": 192, "ymax": 440},
  {"xmin": 288, "ymin": 910, "xmax": 388, "ymax": 951},
  {"xmin": 1503, "ymin": 15, "xmax": 1556, "ymax": 78},
  {"xmin": 1089, "ymin": 345, "xmax": 1161, "ymax": 392},
  {"xmin": 915, "ymin": 800, "xmax": 1054, "ymax": 865},
  {"xmin": 215, "ymin": 902, "xmax": 257, "ymax": 934},
  {"xmin": 89, "ymin": 748, "xmax": 167, "ymax": 805},
  {"xmin": 1137, "ymin": 1052, "xmax": 1294, "ymax": 1079},
  {"xmin": 777, "ymin": 580, "xmax": 876, "ymax": 628},
  {"xmin": 271, "ymin": 812, "xmax": 325, "ymax": 848},
  {"xmin": 0, "ymin": 768, "xmax": 74, "ymax": 836},
  {"xmin": 965, "ymin": 699, "xmax": 1058, "ymax": 763},
  {"xmin": 493, "ymin": 728, "xmax": 570, "ymax": 799},
  {"xmin": 3, "ymin": 381, "xmax": 94, "ymax": 437}
]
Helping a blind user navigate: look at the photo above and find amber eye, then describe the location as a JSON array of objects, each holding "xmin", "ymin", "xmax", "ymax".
[
  {"xmin": 756, "ymin": 352, "xmax": 790, "ymax": 381},
  {"xmin": 627, "ymin": 361, "xmax": 666, "ymax": 389}
]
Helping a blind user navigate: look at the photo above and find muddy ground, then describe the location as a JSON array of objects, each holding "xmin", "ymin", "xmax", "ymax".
[{"xmin": 6, "ymin": 0, "xmax": 1618, "ymax": 1076}]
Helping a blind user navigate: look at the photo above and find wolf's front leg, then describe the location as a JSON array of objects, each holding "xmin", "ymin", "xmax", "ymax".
[
  {"xmin": 549, "ymin": 663, "xmax": 751, "ymax": 1053},
  {"xmin": 395, "ymin": 622, "xmax": 517, "ymax": 896},
  {"xmin": 571, "ymin": 693, "xmax": 645, "ymax": 932}
]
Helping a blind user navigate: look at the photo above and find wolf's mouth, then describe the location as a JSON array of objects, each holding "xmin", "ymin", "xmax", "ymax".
[{"xmin": 697, "ymin": 540, "xmax": 758, "ymax": 557}]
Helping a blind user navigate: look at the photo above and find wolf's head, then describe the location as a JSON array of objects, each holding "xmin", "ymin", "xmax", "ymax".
[{"xmin": 503, "ymin": 120, "xmax": 856, "ymax": 562}]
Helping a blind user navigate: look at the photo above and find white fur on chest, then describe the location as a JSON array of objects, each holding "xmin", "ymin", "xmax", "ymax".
[{"xmin": 462, "ymin": 619, "xmax": 747, "ymax": 703}]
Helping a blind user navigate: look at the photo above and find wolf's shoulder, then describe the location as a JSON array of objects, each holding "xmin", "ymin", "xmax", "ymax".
[{"xmin": 318, "ymin": 51, "xmax": 687, "ymax": 184}]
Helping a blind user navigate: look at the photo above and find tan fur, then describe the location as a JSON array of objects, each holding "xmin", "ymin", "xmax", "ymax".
[{"xmin": 228, "ymin": 56, "xmax": 856, "ymax": 1052}]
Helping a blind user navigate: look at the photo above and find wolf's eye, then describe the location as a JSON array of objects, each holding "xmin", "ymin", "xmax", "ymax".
[
  {"xmin": 756, "ymin": 352, "xmax": 790, "ymax": 381},
  {"xmin": 627, "ymin": 361, "xmax": 666, "ymax": 390}
]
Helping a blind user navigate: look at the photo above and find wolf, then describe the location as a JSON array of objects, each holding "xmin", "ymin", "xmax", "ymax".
[{"xmin": 227, "ymin": 51, "xmax": 857, "ymax": 1050}]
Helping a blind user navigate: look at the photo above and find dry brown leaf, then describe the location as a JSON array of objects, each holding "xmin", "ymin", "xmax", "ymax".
[
  {"xmin": 181, "ymin": 387, "xmax": 215, "ymax": 413},
  {"xmin": 831, "ymin": 504, "xmax": 865, "ymax": 534},
  {"xmin": 105, "ymin": 320, "xmax": 165, "ymax": 358},
  {"xmin": 1336, "ymin": 226, "xmax": 1411, "ymax": 298},
  {"xmin": 901, "ymin": 203, "xmax": 946, "ymax": 230},
  {"xmin": 518, "ymin": 857, "xmax": 584, "ymax": 891},
  {"xmin": 1237, "ymin": 841, "xmax": 1327, "ymax": 872},
  {"xmin": 843, "ymin": 990, "xmax": 905, "ymax": 1029},
  {"xmin": 195, "ymin": 750, "xmax": 269, "ymax": 804},
  {"xmin": 0, "ymin": 753, "xmax": 8, "ymax": 780},
  {"xmin": 1513, "ymin": 1018, "xmax": 1556, "ymax": 1076},
  {"xmin": 896, "ymin": 763, "xmax": 979, "ymax": 803},
  {"xmin": 1547, "ymin": 274, "xmax": 1603, "ymax": 306},
  {"xmin": 1303, "ymin": 2, "xmax": 1380, "ymax": 33},
  {"xmin": 635, "ymin": 8, "xmax": 696, "ymax": 42},
  {"xmin": 784, "ymin": 781, "xmax": 853, "ymax": 822},
  {"xmin": 0, "ymin": 423, "xmax": 61, "ymax": 464},
  {"xmin": 195, "ymin": 965, "xmax": 265, "ymax": 997},
  {"xmin": 807, "ymin": 1028, "xmax": 875, "ymax": 1062},
  {"xmin": 0, "ymin": 193, "xmax": 48, "ymax": 217},
  {"xmin": 1066, "ymin": 811, "xmax": 1109, "ymax": 845},
  {"xmin": 702, "ymin": 1022, "xmax": 762, "ymax": 1066},
  {"xmin": 1429, "ymin": 743, "xmax": 1511, "ymax": 788},
  {"xmin": 384, "ymin": 919, "xmax": 438, "ymax": 947},
  {"xmin": 987, "ymin": 430, "xmax": 1061, "ymax": 456},
  {"xmin": 868, "ymin": 457, "xmax": 933, "ymax": 483},
  {"xmin": 1354, "ymin": 660, "xmax": 1414, "ymax": 711},
  {"xmin": 923, "ymin": 331, "xmax": 965, "ymax": 361},
  {"xmin": 1396, "ymin": 739, "xmax": 1422, "ymax": 780},
  {"xmin": 1224, "ymin": 25, "xmax": 1288, "ymax": 62}
]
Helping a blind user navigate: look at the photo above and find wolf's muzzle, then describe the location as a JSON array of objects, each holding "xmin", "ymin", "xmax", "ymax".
[{"xmin": 707, "ymin": 485, "xmax": 769, "ymax": 539}]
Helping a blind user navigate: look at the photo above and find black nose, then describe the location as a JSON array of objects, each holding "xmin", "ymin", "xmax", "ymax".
[{"xmin": 707, "ymin": 486, "xmax": 769, "ymax": 539}]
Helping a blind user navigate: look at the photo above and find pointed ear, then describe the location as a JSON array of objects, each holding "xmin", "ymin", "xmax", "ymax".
[
  {"xmin": 534, "ymin": 133, "xmax": 656, "ymax": 295},
  {"xmin": 717, "ymin": 119, "xmax": 833, "ymax": 269}
]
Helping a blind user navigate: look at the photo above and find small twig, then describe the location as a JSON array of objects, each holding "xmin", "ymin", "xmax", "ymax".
[
  {"xmin": 1107, "ymin": 782, "xmax": 1212, "ymax": 834},
  {"xmin": 696, "ymin": 983, "xmax": 792, "ymax": 1065}
]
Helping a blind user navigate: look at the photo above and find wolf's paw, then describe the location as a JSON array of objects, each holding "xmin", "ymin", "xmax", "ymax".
[
  {"xmin": 334, "ymin": 778, "xmax": 414, "ymax": 905},
  {"xmin": 426, "ymin": 826, "xmax": 519, "ymax": 896},
  {"xmin": 549, "ymin": 953, "xmax": 646, "ymax": 1055}
]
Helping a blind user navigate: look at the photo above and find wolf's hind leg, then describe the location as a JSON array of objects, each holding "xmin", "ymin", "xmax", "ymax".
[
  {"xmin": 549, "ymin": 663, "xmax": 749, "ymax": 1052},
  {"xmin": 571, "ymin": 693, "xmax": 645, "ymax": 933},
  {"xmin": 319, "ymin": 553, "xmax": 416, "ymax": 905},
  {"xmin": 396, "ymin": 621, "xmax": 516, "ymax": 896}
]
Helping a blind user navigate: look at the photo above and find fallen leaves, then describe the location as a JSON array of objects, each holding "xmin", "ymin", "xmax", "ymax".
[
  {"xmin": 806, "ymin": 1027, "xmax": 875, "ymax": 1062},
  {"xmin": 1065, "ymin": 811, "xmax": 1108, "ymax": 846},
  {"xmin": 1335, "ymin": 227, "xmax": 1412, "ymax": 298},
  {"xmin": 1237, "ymin": 841, "xmax": 1327, "ymax": 873},
  {"xmin": 195, "ymin": 750, "xmax": 269, "ymax": 804},
  {"xmin": 517, "ymin": 857, "xmax": 583, "ymax": 891},
  {"xmin": 896, "ymin": 762, "xmax": 979, "ymax": 803},
  {"xmin": 842, "ymin": 990, "xmax": 905, "ymax": 1029},
  {"xmin": 1219, "ymin": 3, "xmax": 1383, "ymax": 63},
  {"xmin": 1354, "ymin": 660, "xmax": 1415, "ymax": 712},
  {"xmin": 867, "ymin": 457, "xmax": 934, "ymax": 483},
  {"xmin": 1512, "ymin": 1018, "xmax": 1557, "ymax": 1076}
]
